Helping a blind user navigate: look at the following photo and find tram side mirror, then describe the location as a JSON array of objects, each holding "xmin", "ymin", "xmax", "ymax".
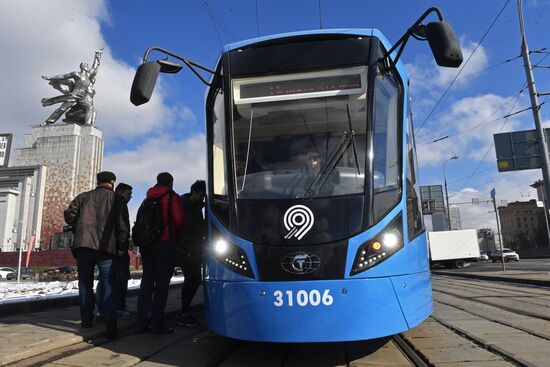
[
  {"xmin": 130, "ymin": 61, "xmax": 161, "ymax": 106},
  {"xmin": 425, "ymin": 21, "xmax": 463, "ymax": 68}
]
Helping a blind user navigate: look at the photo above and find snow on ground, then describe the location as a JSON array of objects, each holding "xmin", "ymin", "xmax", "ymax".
[{"xmin": 0, "ymin": 276, "xmax": 185, "ymax": 304}]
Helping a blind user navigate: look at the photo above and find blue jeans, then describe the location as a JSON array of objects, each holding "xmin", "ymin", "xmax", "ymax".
[
  {"xmin": 137, "ymin": 242, "xmax": 174, "ymax": 329},
  {"xmin": 75, "ymin": 248, "xmax": 119, "ymax": 324},
  {"xmin": 96, "ymin": 253, "xmax": 130, "ymax": 313}
]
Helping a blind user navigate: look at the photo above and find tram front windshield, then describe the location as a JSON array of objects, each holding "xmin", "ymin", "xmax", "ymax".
[{"xmin": 232, "ymin": 66, "xmax": 369, "ymax": 199}]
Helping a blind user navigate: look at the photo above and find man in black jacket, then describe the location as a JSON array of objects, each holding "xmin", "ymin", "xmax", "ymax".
[
  {"xmin": 176, "ymin": 180, "xmax": 206, "ymax": 327},
  {"xmin": 64, "ymin": 171, "xmax": 130, "ymax": 339}
]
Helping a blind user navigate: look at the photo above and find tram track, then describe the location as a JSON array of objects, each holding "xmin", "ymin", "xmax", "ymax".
[
  {"xmin": 424, "ymin": 275, "xmax": 550, "ymax": 366},
  {"xmin": 392, "ymin": 334, "xmax": 429, "ymax": 367},
  {"xmin": 429, "ymin": 313, "xmax": 531, "ymax": 367},
  {"xmin": 432, "ymin": 276, "xmax": 550, "ymax": 323},
  {"xmin": 10, "ymin": 275, "xmax": 550, "ymax": 366}
]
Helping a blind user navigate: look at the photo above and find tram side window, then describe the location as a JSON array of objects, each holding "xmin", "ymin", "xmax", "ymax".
[
  {"xmin": 212, "ymin": 89, "xmax": 227, "ymax": 197},
  {"xmin": 372, "ymin": 66, "xmax": 401, "ymax": 222},
  {"xmin": 406, "ymin": 101, "xmax": 424, "ymax": 240}
]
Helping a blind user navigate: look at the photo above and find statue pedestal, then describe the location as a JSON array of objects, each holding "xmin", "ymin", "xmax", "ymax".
[{"xmin": 11, "ymin": 124, "xmax": 104, "ymax": 248}]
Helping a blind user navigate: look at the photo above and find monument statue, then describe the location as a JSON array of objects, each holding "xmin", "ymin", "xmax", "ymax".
[{"xmin": 41, "ymin": 50, "xmax": 103, "ymax": 126}]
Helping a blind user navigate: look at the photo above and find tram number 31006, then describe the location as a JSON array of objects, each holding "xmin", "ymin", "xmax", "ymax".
[{"xmin": 273, "ymin": 289, "xmax": 334, "ymax": 307}]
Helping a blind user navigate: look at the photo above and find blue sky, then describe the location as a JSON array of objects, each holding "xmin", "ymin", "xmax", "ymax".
[{"xmin": 1, "ymin": 0, "xmax": 550, "ymax": 229}]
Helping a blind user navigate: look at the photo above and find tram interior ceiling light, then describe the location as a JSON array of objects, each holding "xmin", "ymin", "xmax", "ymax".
[
  {"xmin": 211, "ymin": 238, "xmax": 254, "ymax": 278},
  {"xmin": 351, "ymin": 215, "xmax": 403, "ymax": 275}
]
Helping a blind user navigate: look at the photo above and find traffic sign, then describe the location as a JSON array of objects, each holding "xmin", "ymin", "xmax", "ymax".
[{"xmin": 493, "ymin": 128, "xmax": 550, "ymax": 172}]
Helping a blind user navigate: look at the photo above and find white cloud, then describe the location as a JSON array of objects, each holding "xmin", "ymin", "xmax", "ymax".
[
  {"xmin": 0, "ymin": 0, "xmax": 176, "ymax": 146},
  {"xmin": 406, "ymin": 40, "xmax": 489, "ymax": 97},
  {"xmin": 445, "ymin": 169, "xmax": 542, "ymax": 231},
  {"xmin": 416, "ymin": 93, "xmax": 526, "ymax": 167},
  {"xmin": 103, "ymin": 134, "xmax": 207, "ymax": 218}
]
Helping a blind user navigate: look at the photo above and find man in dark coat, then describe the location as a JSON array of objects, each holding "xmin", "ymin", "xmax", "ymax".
[
  {"xmin": 96, "ymin": 183, "xmax": 134, "ymax": 319},
  {"xmin": 136, "ymin": 172, "xmax": 185, "ymax": 334},
  {"xmin": 175, "ymin": 180, "xmax": 206, "ymax": 327},
  {"xmin": 64, "ymin": 171, "xmax": 130, "ymax": 339},
  {"xmin": 114, "ymin": 183, "xmax": 133, "ymax": 316}
]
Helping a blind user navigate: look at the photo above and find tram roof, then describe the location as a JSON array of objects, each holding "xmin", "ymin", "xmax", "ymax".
[
  {"xmin": 223, "ymin": 29, "xmax": 390, "ymax": 52},
  {"xmin": 222, "ymin": 28, "xmax": 407, "ymax": 82}
]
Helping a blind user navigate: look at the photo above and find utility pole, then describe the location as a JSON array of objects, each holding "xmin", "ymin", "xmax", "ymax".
[
  {"xmin": 491, "ymin": 188, "xmax": 505, "ymax": 271},
  {"xmin": 443, "ymin": 156, "xmax": 458, "ymax": 231},
  {"xmin": 517, "ymin": 0, "xmax": 550, "ymax": 245}
]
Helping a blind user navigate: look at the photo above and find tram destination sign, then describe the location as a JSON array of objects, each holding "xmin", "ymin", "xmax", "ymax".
[
  {"xmin": 493, "ymin": 128, "xmax": 550, "ymax": 172},
  {"xmin": 240, "ymin": 74, "xmax": 362, "ymax": 99},
  {"xmin": 0, "ymin": 133, "xmax": 13, "ymax": 167}
]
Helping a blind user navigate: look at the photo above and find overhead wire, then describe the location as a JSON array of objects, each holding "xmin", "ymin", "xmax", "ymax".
[
  {"xmin": 454, "ymin": 95, "xmax": 550, "ymax": 194},
  {"xmin": 453, "ymin": 92, "xmax": 524, "ymax": 192},
  {"xmin": 412, "ymin": 47, "xmax": 548, "ymax": 98},
  {"xmin": 445, "ymin": 51, "xmax": 550, "ymax": 192},
  {"xmin": 417, "ymin": 85, "xmax": 527, "ymax": 169},
  {"xmin": 209, "ymin": 6, "xmax": 242, "ymax": 40},
  {"xmin": 411, "ymin": 54, "xmax": 522, "ymax": 98},
  {"xmin": 418, "ymin": 50, "xmax": 550, "ymax": 173},
  {"xmin": 202, "ymin": 0, "xmax": 224, "ymax": 46},
  {"xmin": 414, "ymin": 0, "xmax": 512, "ymax": 138},
  {"xmin": 417, "ymin": 90, "xmax": 531, "ymax": 147}
]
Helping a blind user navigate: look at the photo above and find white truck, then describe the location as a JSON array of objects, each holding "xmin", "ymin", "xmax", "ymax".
[{"xmin": 428, "ymin": 229, "xmax": 480, "ymax": 269}]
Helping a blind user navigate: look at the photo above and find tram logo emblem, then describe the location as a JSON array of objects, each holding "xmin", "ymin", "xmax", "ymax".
[
  {"xmin": 283, "ymin": 205, "xmax": 314, "ymax": 240},
  {"xmin": 281, "ymin": 251, "xmax": 320, "ymax": 274}
]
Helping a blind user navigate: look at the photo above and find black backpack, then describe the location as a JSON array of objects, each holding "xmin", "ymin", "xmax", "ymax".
[{"xmin": 132, "ymin": 192, "xmax": 172, "ymax": 248}]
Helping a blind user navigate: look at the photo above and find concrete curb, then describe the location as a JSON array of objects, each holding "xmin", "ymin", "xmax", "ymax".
[
  {"xmin": 0, "ymin": 282, "xmax": 182, "ymax": 317},
  {"xmin": 432, "ymin": 270, "xmax": 550, "ymax": 287},
  {"xmin": 0, "ymin": 294, "xmax": 202, "ymax": 366}
]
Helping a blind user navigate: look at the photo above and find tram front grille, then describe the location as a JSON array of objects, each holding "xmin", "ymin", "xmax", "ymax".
[{"xmin": 254, "ymin": 241, "xmax": 348, "ymax": 281}]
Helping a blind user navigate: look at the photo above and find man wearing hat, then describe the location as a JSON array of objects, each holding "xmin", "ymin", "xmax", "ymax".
[{"xmin": 64, "ymin": 171, "xmax": 130, "ymax": 339}]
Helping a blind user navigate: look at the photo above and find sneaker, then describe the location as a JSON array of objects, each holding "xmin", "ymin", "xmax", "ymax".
[
  {"xmin": 176, "ymin": 312, "xmax": 200, "ymax": 327},
  {"xmin": 117, "ymin": 309, "xmax": 135, "ymax": 319},
  {"xmin": 151, "ymin": 326, "xmax": 174, "ymax": 335}
]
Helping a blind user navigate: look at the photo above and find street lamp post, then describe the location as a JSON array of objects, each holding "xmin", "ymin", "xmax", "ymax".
[{"xmin": 444, "ymin": 156, "xmax": 459, "ymax": 231}]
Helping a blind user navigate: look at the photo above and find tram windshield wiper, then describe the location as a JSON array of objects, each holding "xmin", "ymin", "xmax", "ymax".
[
  {"xmin": 303, "ymin": 131, "xmax": 353, "ymax": 199},
  {"xmin": 303, "ymin": 104, "xmax": 361, "ymax": 199},
  {"xmin": 239, "ymin": 108, "xmax": 254, "ymax": 192}
]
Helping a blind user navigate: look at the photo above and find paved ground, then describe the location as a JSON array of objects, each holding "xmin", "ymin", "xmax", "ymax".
[
  {"xmin": 1, "ymin": 270, "xmax": 550, "ymax": 366},
  {"xmin": 464, "ymin": 258, "xmax": 550, "ymax": 272}
]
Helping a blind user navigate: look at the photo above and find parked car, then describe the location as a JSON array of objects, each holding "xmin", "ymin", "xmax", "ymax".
[
  {"xmin": 43, "ymin": 266, "xmax": 77, "ymax": 280},
  {"xmin": 478, "ymin": 251, "xmax": 489, "ymax": 261},
  {"xmin": 47, "ymin": 266, "xmax": 76, "ymax": 275},
  {"xmin": 491, "ymin": 248, "xmax": 520, "ymax": 262},
  {"xmin": 0, "ymin": 267, "xmax": 16, "ymax": 280},
  {"xmin": 6, "ymin": 267, "xmax": 36, "ymax": 280}
]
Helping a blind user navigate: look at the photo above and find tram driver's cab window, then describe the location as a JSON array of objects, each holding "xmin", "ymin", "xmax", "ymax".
[
  {"xmin": 372, "ymin": 63, "xmax": 402, "ymax": 222},
  {"xmin": 212, "ymin": 88, "xmax": 227, "ymax": 197},
  {"xmin": 231, "ymin": 66, "xmax": 367, "ymax": 200}
]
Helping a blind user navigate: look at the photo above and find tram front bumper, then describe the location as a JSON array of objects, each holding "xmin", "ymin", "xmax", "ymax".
[{"xmin": 204, "ymin": 271, "xmax": 432, "ymax": 342}]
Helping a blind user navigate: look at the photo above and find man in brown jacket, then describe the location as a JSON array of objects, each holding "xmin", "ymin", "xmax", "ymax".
[{"xmin": 64, "ymin": 171, "xmax": 130, "ymax": 339}]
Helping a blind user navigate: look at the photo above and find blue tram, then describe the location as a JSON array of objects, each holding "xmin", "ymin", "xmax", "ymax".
[{"xmin": 131, "ymin": 7, "xmax": 462, "ymax": 342}]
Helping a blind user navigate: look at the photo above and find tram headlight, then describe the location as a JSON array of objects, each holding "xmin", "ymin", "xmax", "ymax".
[
  {"xmin": 214, "ymin": 239, "xmax": 229, "ymax": 255},
  {"xmin": 210, "ymin": 237, "xmax": 254, "ymax": 279},
  {"xmin": 351, "ymin": 215, "xmax": 403, "ymax": 275}
]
